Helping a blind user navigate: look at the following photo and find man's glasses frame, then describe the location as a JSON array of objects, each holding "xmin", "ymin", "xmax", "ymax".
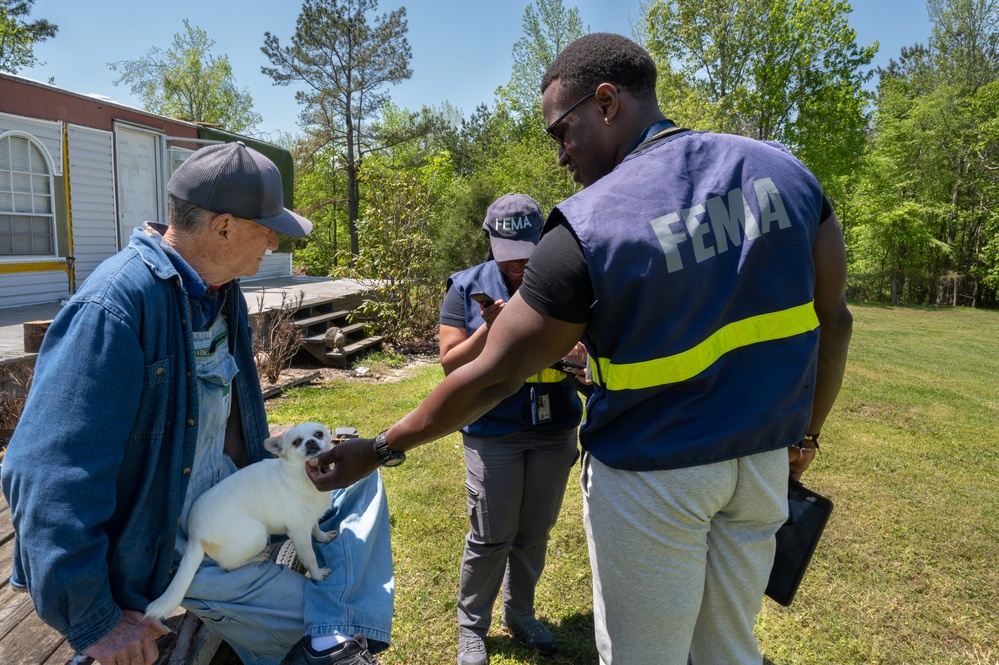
[{"xmin": 544, "ymin": 90, "xmax": 597, "ymax": 149}]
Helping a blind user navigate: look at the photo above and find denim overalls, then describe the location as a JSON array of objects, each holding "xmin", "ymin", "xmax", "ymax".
[
  {"xmin": 176, "ymin": 313, "xmax": 240, "ymax": 553},
  {"xmin": 178, "ymin": 314, "xmax": 395, "ymax": 665}
]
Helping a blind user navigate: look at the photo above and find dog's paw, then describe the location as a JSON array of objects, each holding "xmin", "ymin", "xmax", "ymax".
[
  {"xmin": 315, "ymin": 529, "xmax": 338, "ymax": 543},
  {"xmin": 310, "ymin": 566, "xmax": 332, "ymax": 581}
]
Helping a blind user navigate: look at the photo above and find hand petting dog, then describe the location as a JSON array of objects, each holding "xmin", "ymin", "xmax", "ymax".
[{"xmin": 306, "ymin": 436, "xmax": 381, "ymax": 491}]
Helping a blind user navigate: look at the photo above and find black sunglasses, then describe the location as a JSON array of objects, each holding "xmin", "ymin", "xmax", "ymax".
[{"xmin": 544, "ymin": 90, "xmax": 597, "ymax": 149}]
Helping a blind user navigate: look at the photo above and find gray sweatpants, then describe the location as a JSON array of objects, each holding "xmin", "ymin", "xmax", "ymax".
[
  {"xmin": 458, "ymin": 429, "xmax": 579, "ymax": 635},
  {"xmin": 582, "ymin": 448, "xmax": 789, "ymax": 665}
]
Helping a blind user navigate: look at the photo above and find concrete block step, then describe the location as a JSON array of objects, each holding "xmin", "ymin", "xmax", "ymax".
[
  {"xmin": 328, "ymin": 335, "xmax": 384, "ymax": 358},
  {"xmin": 322, "ymin": 336, "xmax": 384, "ymax": 368},
  {"xmin": 301, "ymin": 322, "xmax": 366, "ymax": 345},
  {"xmin": 298, "ymin": 334, "xmax": 384, "ymax": 368}
]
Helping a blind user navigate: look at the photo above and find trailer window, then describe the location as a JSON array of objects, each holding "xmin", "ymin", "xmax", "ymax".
[{"xmin": 0, "ymin": 133, "xmax": 55, "ymax": 256}]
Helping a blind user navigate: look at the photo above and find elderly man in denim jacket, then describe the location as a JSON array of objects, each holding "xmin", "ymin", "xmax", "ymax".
[{"xmin": 2, "ymin": 143, "xmax": 393, "ymax": 665}]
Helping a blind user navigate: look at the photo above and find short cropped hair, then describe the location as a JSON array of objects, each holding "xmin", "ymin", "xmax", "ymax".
[
  {"xmin": 541, "ymin": 33, "xmax": 658, "ymax": 103},
  {"xmin": 168, "ymin": 194, "xmax": 215, "ymax": 233}
]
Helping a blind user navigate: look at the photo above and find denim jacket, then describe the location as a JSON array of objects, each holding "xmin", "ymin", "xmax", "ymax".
[{"xmin": 1, "ymin": 224, "xmax": 270, "ymax": 652}]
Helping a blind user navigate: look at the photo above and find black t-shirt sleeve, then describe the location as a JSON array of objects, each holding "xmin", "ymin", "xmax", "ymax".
[
  {"xmin": 439, "ymin": 283, "xmax": 466, "ymax": 327},
  {"xmin": 519, "ymin": 211, "xmax": 594, "ymax": 324},
  {"xmin": 821, "ymin": 195, "xmax": 833, "ymax": 224}
]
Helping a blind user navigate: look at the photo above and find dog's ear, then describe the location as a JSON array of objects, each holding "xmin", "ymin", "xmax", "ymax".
[{"xmin": 263, "ymin": 434, "xmax": 285, "ymax": 457}]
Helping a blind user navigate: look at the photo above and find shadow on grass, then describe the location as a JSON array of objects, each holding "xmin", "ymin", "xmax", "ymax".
[
  {"xmin": 484, "ymin": 611, "xmax": 782, "ymax": 665},
  {"xmin": 485, "ymin": 611, "xmax": 597, "ymax": 664}
]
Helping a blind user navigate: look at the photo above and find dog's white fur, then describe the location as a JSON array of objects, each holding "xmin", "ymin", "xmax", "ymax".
[{"xmin": 144, "ymin": 422, "xmax": 337, "ymax": 621}]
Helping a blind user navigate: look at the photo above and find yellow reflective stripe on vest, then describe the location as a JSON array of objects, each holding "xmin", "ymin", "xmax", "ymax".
[
  {"xmin": 593, "ymin": 302, "xmax": 819, "ymax": 391},
  {"xmin": 525, "ymin": 368, "xmax": 570, "ymax": 384}
]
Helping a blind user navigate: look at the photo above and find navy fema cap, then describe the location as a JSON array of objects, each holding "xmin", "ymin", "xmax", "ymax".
[
  {"xmin": 482, "ymin": 193, "xmax": 543, "ymax": 262},
  {"xmin": 167, "ymin": 141, "xmax": 313, "ymax": 237}
]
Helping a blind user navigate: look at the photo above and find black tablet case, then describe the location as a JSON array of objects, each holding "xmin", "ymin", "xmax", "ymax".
[{"xmin": 765, "ymin": 479, "xmax": 834, "ymax": 606}]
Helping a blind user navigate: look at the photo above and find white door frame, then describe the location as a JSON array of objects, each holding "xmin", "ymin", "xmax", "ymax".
[{"xmin": 113, "ymin": 122, "xmax": 164, "ymax": 250}]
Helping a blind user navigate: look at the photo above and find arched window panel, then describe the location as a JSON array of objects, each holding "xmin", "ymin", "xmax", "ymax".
[{"xmin": 0, "ymin": 133, "xmax": 55, "ymax": 257}]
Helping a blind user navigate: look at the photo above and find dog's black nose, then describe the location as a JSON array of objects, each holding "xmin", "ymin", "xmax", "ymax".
[{"xmin": 305, "ymin": 439, "xmax": 322, "ymax": 456}]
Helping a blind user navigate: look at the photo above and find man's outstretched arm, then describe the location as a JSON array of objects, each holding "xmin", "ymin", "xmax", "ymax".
[{"xmin": 308, "ymin": 294, "xmax": 586, "ymax": 489}]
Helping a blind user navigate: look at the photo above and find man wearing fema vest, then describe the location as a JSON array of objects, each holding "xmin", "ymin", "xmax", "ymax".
[{"xmin": 309, "ymin": 33, "xmax": 854, "ymax": 665}]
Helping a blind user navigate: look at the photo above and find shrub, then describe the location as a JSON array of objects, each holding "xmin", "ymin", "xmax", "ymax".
[{"xmin": 252, "ymin": 290, "xmax": 305, "ymax": 384}]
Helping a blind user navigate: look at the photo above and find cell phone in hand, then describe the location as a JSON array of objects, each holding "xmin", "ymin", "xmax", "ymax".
[
  {"xmin": 551, "ymin": 359, "xmax": 586, "ymax": 372},
  {"xmin": 470, "ymin": 291, "xmax": 495, "ymax": 306}
]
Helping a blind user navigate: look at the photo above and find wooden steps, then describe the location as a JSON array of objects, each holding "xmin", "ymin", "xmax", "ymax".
[{"xmin": 256, "ymin": 296, "xmax": 383, "ymax": 369}]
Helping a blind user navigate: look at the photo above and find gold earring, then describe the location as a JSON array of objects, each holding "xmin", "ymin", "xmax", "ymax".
[{"xmin": 604, "ymin": 117, "xmax": 612, "ymax": 126}]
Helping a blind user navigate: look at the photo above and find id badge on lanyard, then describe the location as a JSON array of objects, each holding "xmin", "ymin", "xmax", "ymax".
[{"xmin": 529, "ymin": 386, "xmax": 552, "ymax": 425}]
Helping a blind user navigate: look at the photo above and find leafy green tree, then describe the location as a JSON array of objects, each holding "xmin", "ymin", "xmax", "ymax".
[
  {"xmin": 498, "ymin": 0, "xmax": 587, "ymax": 115},
  {"xmin": 335, "ymin": 0, "xmax": 583, "ymax": 293},
  {"xmin": 641, "ymin": 0, "xmax": 876, "ymax": 203},
  {"xmin": 0, "ymin": 0, "xmax": 56, "ymax": 74},
  {"xmin": 426, "ymin": 19, "xmax": 585, "ymax": 269},
  {"xmin": 848, "ymin": 0, "xmax": 999, "ymax": 307},
  {"xmin": 928, "ymin": 0, "xmax": 999, "ymax": 92},
  {"xmin": 293, "ymin": 101, "xmax": 451, "ymax": 279},
  {"xmin": 291, "ymin": 138, "xmax": 352, "ymax": 276},
  {"xmin": 437, "ymin": 178, "xmax": 499, "ymax": 273},
  {"xmin": 848, "ymin": 77, "xmax": 961, "ymax": 303},
  {"xmin": 910, "ymin": 0, "xmax": 998, "ymax": 306},
  {"xmin": 352, "ymin": 150, "xmax": 453, "ymax": 347},
  {"xmin": 108, "ymin": 19, "xmax": 261, "ymax": 133},
  {"xmin": 640, "ymin": 0, "xmax": 762, "ymax": 131},
  {"xmin": 478, "ymin": 128, "xmax": 576, "ymax": 213},
  {"xmin": 360, "ymin": 102, "xmax": 491, "ymax": 278},
  {"xmin": 262, "ymin": 0, "xmax": 412, "ymax": 262},
  {"xmin": 437, "ymin": 103, "xmax": 519, "ymax": 178},
  {"xmin": 421, "ymin": 98, "xmax": 577, "ymax": 279}
]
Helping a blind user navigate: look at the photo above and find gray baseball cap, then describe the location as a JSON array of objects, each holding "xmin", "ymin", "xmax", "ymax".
[
  {"xmin": 167, "ymin": 141, "xmax": 313, "ymax": 237},
  {"xmin": 482, "ymin": 193, "xmax": 543, "ymax": 262}
]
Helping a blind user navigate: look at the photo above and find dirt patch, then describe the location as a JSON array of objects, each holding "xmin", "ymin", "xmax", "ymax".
[{"xmin": 259, "ymin": 353, "xmax": 438, "ymax": 396}]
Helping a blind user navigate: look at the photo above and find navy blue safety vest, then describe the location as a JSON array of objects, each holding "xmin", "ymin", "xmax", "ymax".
[
  {"xmin": 448, "ymin": 261, "xmax": 582, "ymax": 437},
  {"xmin": 556, "ymin": 131, "xmax": 823, "ymax": 470}
]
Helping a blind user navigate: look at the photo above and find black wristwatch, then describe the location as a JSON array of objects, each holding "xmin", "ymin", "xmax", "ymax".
[
  {"xmin": 374, "ymin": 430, "xmax": 406, "ymax": 467},
  {"xmin": 801, "ymin": 432, "xmax": 820, "ymax": 450}
]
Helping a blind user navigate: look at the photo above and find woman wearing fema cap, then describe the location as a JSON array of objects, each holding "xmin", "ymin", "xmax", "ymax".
[{"xmin": 438, "ymin": 193, "xmax": 585, "ymax": 665}]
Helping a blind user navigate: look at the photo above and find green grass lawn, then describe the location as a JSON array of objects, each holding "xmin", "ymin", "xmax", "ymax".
[{"xmin": 266, "ymin": 303, "xmax": 999, "ymax": 665}]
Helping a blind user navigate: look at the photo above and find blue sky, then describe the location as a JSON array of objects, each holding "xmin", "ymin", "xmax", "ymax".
[{"xmin": 18, "ymin": 0, "xmax": 934, "ymax": 141}]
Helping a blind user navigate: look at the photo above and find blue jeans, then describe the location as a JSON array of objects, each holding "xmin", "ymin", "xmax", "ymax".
[{"xmin": 181, "ymin": 470, "xmax": 394, "ymax": 665}]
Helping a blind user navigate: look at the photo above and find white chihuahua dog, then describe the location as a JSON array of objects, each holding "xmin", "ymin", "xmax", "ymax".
[{"xmin": 145, "ymin": 422, "xmax": 337, "ymax": 620}]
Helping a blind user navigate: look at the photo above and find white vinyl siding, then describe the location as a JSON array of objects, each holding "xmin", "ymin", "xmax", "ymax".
[
  {"xmin": 0, "ymin": 270, "xmax": 66, "ymax": 307},
  {"xmin": 67, "ymin": 125, "xmax": 117, "ymax": 283},
  {"xmin": 247, "ymin": 252, "xmax": 293, "ymax": 280}
]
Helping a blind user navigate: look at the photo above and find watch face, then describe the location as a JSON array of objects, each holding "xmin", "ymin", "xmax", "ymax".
[
  {"xmin": 375, "ymin": 434, "xmax": 405, "ymax": 467},
  {"xmin": 382, "ymin": 454, "xmax": 405, "ymax": 467}
]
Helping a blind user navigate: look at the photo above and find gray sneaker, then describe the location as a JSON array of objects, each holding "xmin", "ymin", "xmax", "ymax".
[
  {"xmin": 457, "ymin": 628, "xmax": 488, "ymax": 665},
  {"xmin": 503, "ymin": 616, "xmax": 557, "ymax": 654}
]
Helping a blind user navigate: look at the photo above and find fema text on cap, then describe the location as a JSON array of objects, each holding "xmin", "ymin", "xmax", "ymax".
[{"xmin": 493, "ymin": 216, "xmax": 535, "ymax": 232}]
